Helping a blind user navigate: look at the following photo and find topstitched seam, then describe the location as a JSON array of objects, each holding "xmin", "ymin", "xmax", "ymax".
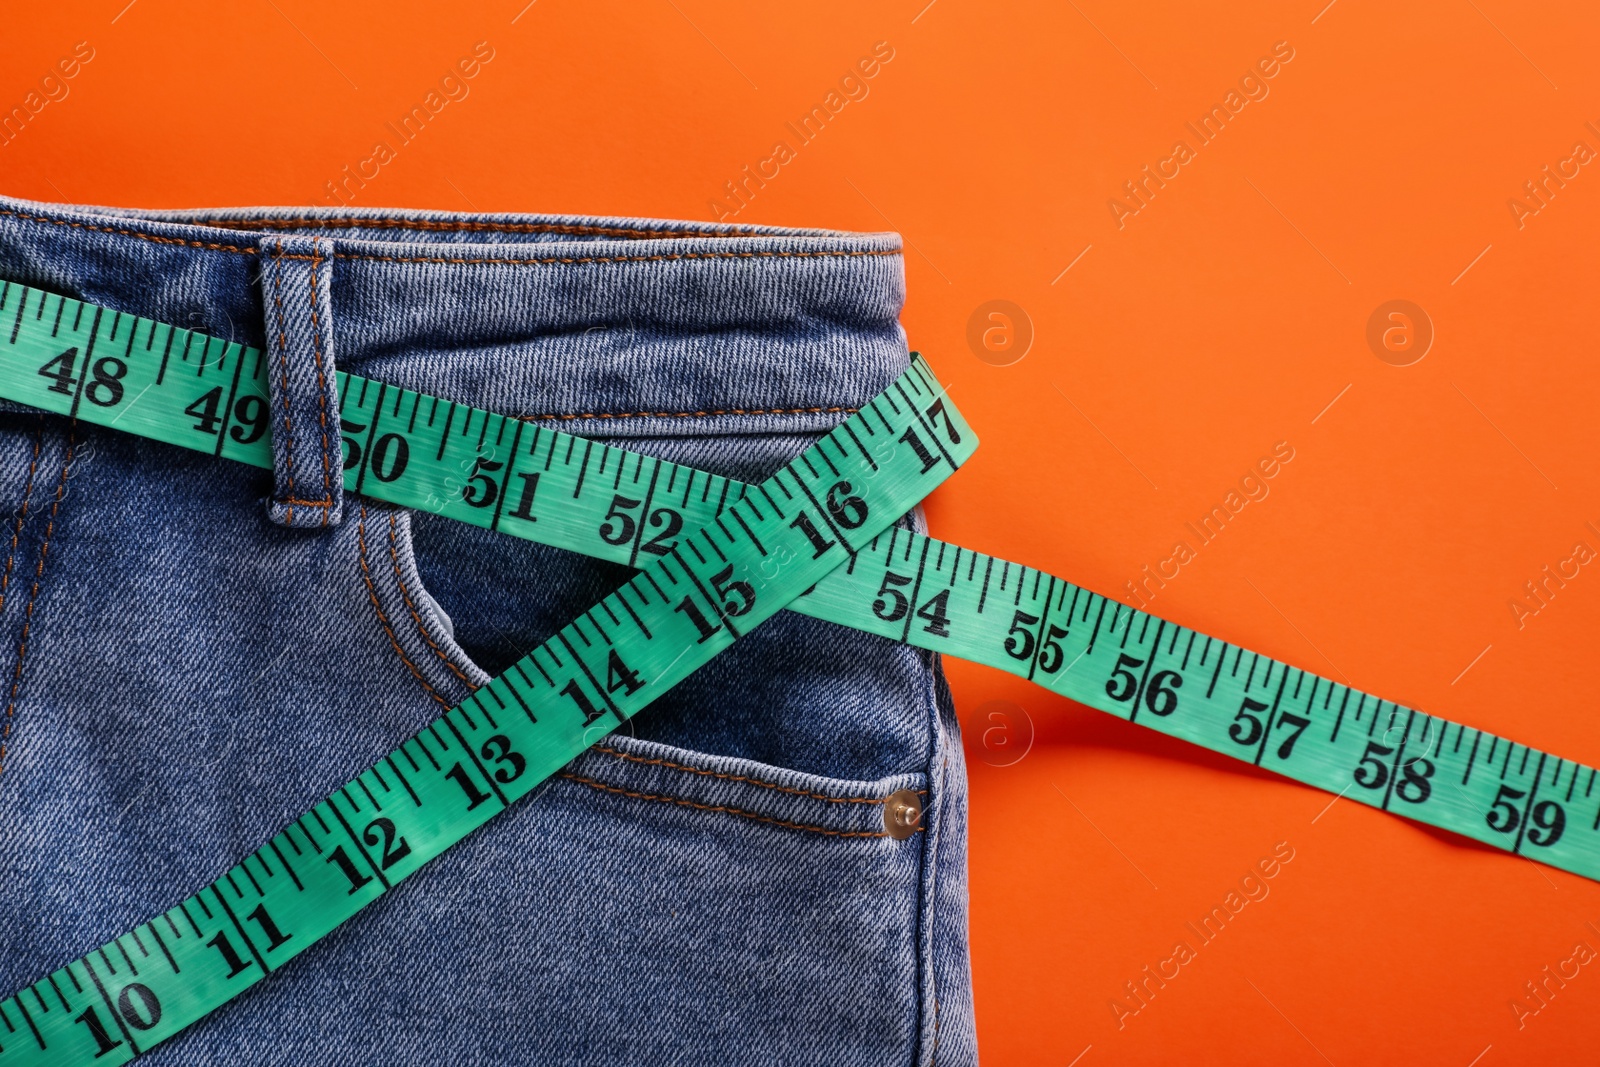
[
  {"xmin": 357, "ymin": 504, "xmax": 911, "ymax": 825},
  {"xmin": 307, "ymin": 243, "xmax": 334, "ymax": 528},
  {"xmin": 367, "ymin": 527, "xmax": 905, "ymax": 809},
  {"xmin": 516, "ymin": 405, "xmax": 859, "ymax": 423},
  {"xmin": 0, "ymin": 417, "xmax": 45, "ymax": 615},
  {"xmin": 0, "ymin": 425, "xmax": 74, "ymax": 781},
  {"xmin": 587, "ymin": 744, "xmax": 924, "ymax": 806},
  {"xmin": 0, "ymin": 210, "xmax": 900, "ymax": 268},
  {"xmin": 267, "ymin": 243, "xmax": 299, "ymax": 525},
  {"xmin": 925, "ymin": 751, "xmax": 950, "ymax": 1066},
  {"xmin": 385, "ymin": 510, "xmax": 474, "ymax": 687},
  {"xmin": 559, "ymin": 772, "xmax": 921, "ymax": 839},
  {"xmin": 316, "ymin": 249, "xmax": 899, "ymax": 267},
  {"xmin": 357, "ymin": 503, "xmax": 452, "ymax": 711},
  {"xmin": 193, "ymin": 218, "xmax": 761, "ymax": 240},
  {"xmin": 0, "ymin": 207, "xmax": 258, "ymax": 255}
]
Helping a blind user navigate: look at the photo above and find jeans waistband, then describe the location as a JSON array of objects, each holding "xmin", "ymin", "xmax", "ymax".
[{"xmin": 0, "ymin": 194, "xmax": 908, "ymax": 438}]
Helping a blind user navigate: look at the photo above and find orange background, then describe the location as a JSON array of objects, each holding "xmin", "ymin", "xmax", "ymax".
[{"xmin": 4, "ymin": 1, "xmax": 1599, "ymax": 1062}]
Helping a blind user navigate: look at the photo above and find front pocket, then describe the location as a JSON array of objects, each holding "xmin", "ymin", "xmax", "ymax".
[
  {"xmin": 334, "ymin": 498, "xmax": 935, "ymax": 1063},
  {"xmin": 362, "ymin": 497, "xmax": 937, "ymax": 811},
  {"xmin": 563, "ymin": 731, "xmax": 927, "ymax": 841},
  {"xmin": 157, "ymin": 712, "xmax": 932, "ymax": 1066},
  {"xmin": 390, "ymin": 430, "xmax": 942, "ymax": 784}
]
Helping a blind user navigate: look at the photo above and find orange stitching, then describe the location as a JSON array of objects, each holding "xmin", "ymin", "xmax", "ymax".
[
  {"xmin": 279, "ymin": 497, "xmax": 335, "ymax": 506},
  {"xmin": 588, "ymin": 744, "xmax": 924, "ymax": 806},
  {"xmin": 357, "ymin": 504, "xmax": 451, "ymax": 710},
  {"xmin": 268, "ymin": 243, "xmax": 297, "ymax": 525},
  {"xmin": 0, "ymin": 417, "xmax": 44, "ymax": 614},
  {"xmin": 559, "ymin": 772, "xmax": 921, "ymax": 839},
  {"xmin": 927, "ymin": 753, "xmax": 948, "ymax": 1063},
  {"xmin": 321, "ymin": 248, "xmax": 899, "ymax": 267},
  {"xmin": 0, "ymin": 207, "xmax": 900, "ymax": 268},
  {"xmin": 194, "ymin": 217, "xmax": 758, "ymax": 240},
  {"xmin": 517, "ymin": 405, "xmax": 858, "ymax": 422},
  {"xmin": 385, "ymin": 510, "xmax": 473, "ymax": 687},
  {"xmin": 0, "ymin": 207, "xmax": 256, "ymax": 255},
  {"xmin": 0, "ymin": 426, "xmax": 74, "ymax": 780},
  {"xmin": 307, "ymin": 243, "xmax": 334, "ymax": 529}
]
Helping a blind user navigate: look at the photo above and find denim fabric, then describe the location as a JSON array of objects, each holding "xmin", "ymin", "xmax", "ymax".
[
  {"xmin": 257, "ymin": 233, "xmax": 344, "ymax": 529},
  {"xmin": 0, "ymin": 194, "xmax": 976, "ymax": 1065}
]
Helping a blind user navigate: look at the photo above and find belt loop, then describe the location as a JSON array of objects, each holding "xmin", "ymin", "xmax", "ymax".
[{"xmin": 257, "ymin": 234, "xmax": 344, "ymax": 529}]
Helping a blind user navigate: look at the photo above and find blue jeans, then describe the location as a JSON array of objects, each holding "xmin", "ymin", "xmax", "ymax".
[{"xmin": 0, "ymin": 195, "xmax": 976, "ymax": 1065}]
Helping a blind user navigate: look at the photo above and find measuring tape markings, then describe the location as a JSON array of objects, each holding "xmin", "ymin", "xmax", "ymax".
[
  {"xmin": 5, "ymin": 281, "xmax": 1595, "ymax": 887},
  {"xmin": 0, "ymin": 283, "xmax": 976, "ymax": 1064},
  {"xmin": 817, "ymin": 536, "xmax": 1600, "ymax": 871},
  {"xmin": 0, "ymin": 281, "xmax": 973, "ymax": 621},
  {"xmin": 3, "ymin": 283, "xmax": 1598, "ymax": 1058}
]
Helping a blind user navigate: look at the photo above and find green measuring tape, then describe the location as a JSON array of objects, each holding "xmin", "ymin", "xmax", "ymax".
[{"xmin": 0, "ymin": 282, "xmax": 1594, "ymax": 1062}]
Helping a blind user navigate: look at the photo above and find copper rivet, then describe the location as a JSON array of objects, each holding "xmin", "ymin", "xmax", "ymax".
[{"xmin": 883, "ymin": 789, "xmax": 923, "ymax": 840}]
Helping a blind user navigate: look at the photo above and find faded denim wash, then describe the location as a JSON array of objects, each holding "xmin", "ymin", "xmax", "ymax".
[{"xmin": 0, "ymin": 194, "xmax": 976, "ymax": 1065}]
